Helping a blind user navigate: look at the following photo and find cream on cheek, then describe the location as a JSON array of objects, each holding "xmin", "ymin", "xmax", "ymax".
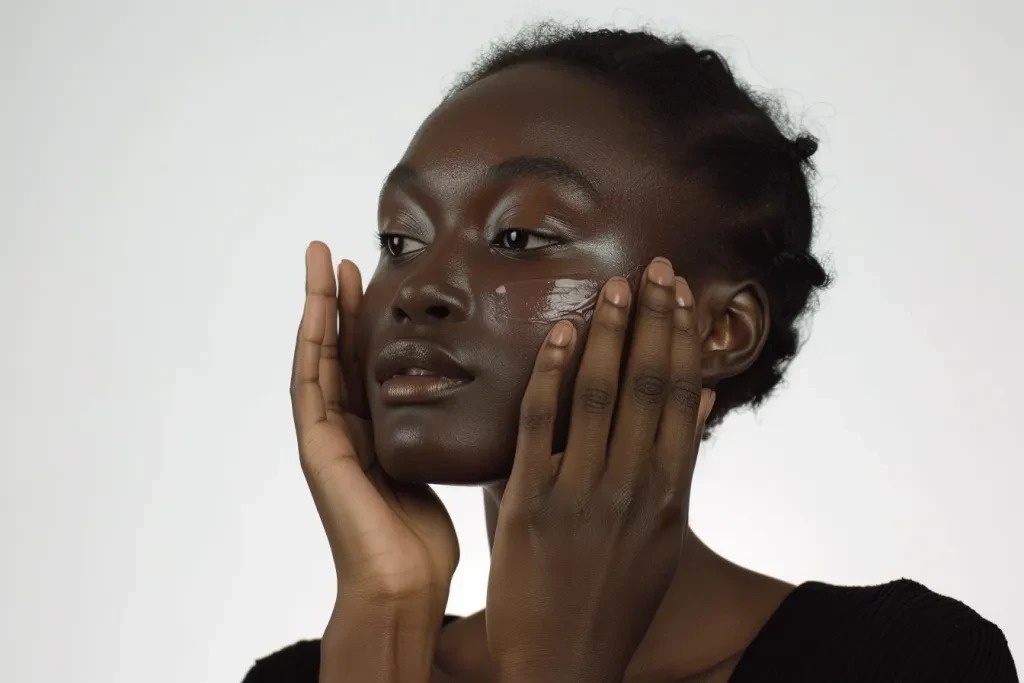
[
  {"xmin": 492, "ymin": 264, "xmax": 645, "ymax": 325},
  {"xmin": 493, "ymin": 275, "xmax": 602, "ymax": 323}
]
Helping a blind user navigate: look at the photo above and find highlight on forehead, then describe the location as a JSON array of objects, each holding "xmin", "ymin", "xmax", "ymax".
[{"xmin": 380, "ymin": 156, "xmax": 601, "ymax": 206}]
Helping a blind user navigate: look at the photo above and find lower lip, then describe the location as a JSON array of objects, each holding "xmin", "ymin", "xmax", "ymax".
[{"xmin": 380, "ymin": 376, "xmax": 471, "ymax": 405}]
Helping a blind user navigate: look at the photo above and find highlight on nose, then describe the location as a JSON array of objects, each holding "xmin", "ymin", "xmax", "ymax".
[{"xmin": 391, "ymin": 280, "xmax": 469, "ymax": 324}]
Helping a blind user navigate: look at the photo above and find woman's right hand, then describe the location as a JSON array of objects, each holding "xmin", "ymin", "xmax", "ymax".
[{"xmin": 290, "ymin": 241, "xmax": 459, "ymax": 617}]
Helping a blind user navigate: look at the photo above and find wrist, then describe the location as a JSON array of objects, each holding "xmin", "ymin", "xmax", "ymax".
[
  {"xmin": 330, "ymin": 594, "xmax": 444, "ymax": 630},
  {"xmin": 338, "ymin": 575, "xmax": 450, "ymax": 618},
  {"xmin": 499, "ymin": 673, "xmax": 617, "ymax": 683},
  {"xmin": 497, "ymin": 658, "xmax": 623, "ymax": 683},
  {"xmin": 320, "ymin": 600, "xmax": 445, "ymax": 683}
]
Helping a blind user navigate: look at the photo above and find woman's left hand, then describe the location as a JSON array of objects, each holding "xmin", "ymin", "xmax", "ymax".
[{"xmin": 486, "ymin": 257, "xmax": 716, "ymax": 683}]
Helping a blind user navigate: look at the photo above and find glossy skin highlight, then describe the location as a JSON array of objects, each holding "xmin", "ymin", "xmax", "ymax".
[
  {"xmin": 355, "ymin": 62, "xmax": 768, "ymax": 486},
  {"xmin": 296, "ymin": 59, "xmax": 795, "ymax": 683},
  {"xmin": 493, "ymin": 262, "xmax": 646, "ymax": 324}
]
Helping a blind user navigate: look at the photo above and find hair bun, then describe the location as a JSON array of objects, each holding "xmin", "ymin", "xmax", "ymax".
[
  {"xmin": 792, "ymin": 135, "xmax": 818, "ymax": 161},
  {"xmin": 773, "ymin": 249, "xmax": 829, "ymax": 287}
]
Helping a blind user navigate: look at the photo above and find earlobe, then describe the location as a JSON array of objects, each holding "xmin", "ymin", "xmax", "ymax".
[{"xmin": 697, "ymin": 280, "xmax": 770, "ymax": 383}]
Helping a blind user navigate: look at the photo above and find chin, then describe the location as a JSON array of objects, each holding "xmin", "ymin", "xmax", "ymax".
[
  {"xmin": 372, "ymin": 406, "xmax": 576, "ymax": 486},
  {"xmin": 372, "ymin": 408, "xmax": 519, "ymax": 485}
]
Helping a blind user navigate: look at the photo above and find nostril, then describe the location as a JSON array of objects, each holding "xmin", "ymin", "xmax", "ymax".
[{"xmin": 426, "ymin": 305, "xmax": 450, "ymax": 319}]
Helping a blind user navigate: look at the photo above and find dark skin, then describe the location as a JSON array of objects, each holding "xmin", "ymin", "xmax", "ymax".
[{"xmin": 291, "ymin": 62, "xmax": 794, "ymax": 683}]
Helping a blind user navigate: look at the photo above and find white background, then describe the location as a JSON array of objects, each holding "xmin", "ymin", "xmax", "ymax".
[{"xmin": 4, "ymin": 1, "xmax": 1022, "ymax": 680}]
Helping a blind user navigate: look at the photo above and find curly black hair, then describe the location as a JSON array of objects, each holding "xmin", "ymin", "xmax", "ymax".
[{"xmin": 445, "ymin": 21, "xmax": 833, "ymax": 435}]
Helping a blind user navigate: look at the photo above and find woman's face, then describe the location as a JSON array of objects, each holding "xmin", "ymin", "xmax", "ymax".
[{"xmin": 355, "ymin": 62, "xmax": 705, "ymax": 484}]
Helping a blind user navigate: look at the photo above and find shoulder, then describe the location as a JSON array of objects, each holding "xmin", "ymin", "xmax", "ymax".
[
  {"xmin": 241, "ymin": 639, "xmax": 321, "ymax": 683},
  {"xmin": 732, "ymin": 578, "xmax": 1018, "ymax": 682}
]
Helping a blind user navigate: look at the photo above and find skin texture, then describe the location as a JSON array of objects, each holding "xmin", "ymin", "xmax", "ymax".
[
  {"xmin": 484, "ymin": 265, "xmax": 719, "ymax": 683},
  {"xmin": 356, "ymin": 62, "xmax": 771, "ymax": 486},
  {"xmin": 292, "ymin": 61, "xmax": 798, "ymax": 682}
]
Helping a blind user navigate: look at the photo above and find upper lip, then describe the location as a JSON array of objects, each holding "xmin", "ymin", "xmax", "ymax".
[{"xmin": 374, "ymin": 339, "xmax": 474, "ymax": 384}]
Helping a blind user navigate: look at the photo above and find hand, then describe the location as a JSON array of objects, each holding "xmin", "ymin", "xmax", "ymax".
[
  {"xmin": 485, "ymin": 257, "xmax": 715, "ymax": 683},
  {"xmin": 290, "ymin": 241, "xmax": 459, "ymax": 615}
]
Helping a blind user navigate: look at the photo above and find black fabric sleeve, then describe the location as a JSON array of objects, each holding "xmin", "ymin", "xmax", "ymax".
[
  {"xmin": 241, "ymin": 639, "xmax": 320, "ymax": 683},
  {"xmin": 919, "ymin": 621, "xmax": 1019, "ymax": 683}
]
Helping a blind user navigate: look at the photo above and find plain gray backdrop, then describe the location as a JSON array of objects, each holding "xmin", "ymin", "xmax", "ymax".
[{"xmin": 4, "ymin": 0, "xmax": 1022, "ymax": 680}]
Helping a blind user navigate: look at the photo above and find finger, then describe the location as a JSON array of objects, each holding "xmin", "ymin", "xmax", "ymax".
[
  {"xmin": 302, "ymin": 243, "xmax": 345, "ymax": 425},
  {"xmin": 509, "ymin": 320, "xmax": 576, "ymax": 499},
  {"xmin": 606, "ymin": 257, "xmax": 677, "ymax": 480},
  {"xmin": 694, "ymin": 390, "xmax": 716, "ymax": 451},
  {"xmin": 694, "ymin": 390, "xmax": 715, "ymax": 453},
  {"xmin": 557, "ymin": 277, "xmax": 631, "ymax": 489},
  {"xmin": 653, "ymin": 275, "xmax": 707, "ymax": 482},
  {"xmin": 671, "ymin": 388, "xmax": 714, "ymax": 504},
  {"xmin": 291, "ymin": 243, "xmax": 335, "ymax": 438},
  {"xmin": 337, "ymin": 259, "xmax": 369, "ymax": 418}
]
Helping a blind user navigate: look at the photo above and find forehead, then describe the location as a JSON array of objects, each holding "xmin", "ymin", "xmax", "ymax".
[{"xmin": 398, "ymin": 63, "xmax": 670, "ymax": 203}]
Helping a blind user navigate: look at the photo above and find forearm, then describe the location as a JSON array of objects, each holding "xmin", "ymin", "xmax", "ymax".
[
  {"xmin": 499, "ymin": 669, "xmax": 620, "ymax": 683},
  {"xmin": 497, "ymin": 653, "xmax": 625, "ymax": 683},
  {"xmin": 319, "ymin": 601, "xmax": 441, "ymax": 683},
  {"xmin": 499, "ymin": 671, "xmax": 618, "ymax": 683}
]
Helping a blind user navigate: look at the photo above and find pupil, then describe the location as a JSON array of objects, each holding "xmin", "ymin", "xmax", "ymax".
[
  {"xmin": 389, "ymin": 235, "xmax": 404, "ymax": 256},
  {"xmin": 506, "ymin": 230, "xmax": 525, "ymax": 249}
]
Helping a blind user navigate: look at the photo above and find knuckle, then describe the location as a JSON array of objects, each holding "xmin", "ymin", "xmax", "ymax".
[
  {"xmin": 499, "ymin": 496, "xmax": 531, "ymax": 523},
  {"xmin": 639, "ymin": 296, "xmax": 674, "ymax": 320},
  {"xmin": 592, "ymin": 314, "xmax": 628, "ymax": 336},
  {"xmin": 524, "ymin": 492, "xmax": 550, "ymax": 520},
  {"xmin": 605, "ymin": 482, "xmax": 642, "ymax": 522},
  {"xmin": 650, "ymin": 478, "xmax": 683, "ymax": 515},
  {"xmin": 552, "ymin": 490, "xmax": 593, "ymax": 525},
  {"xmin": 669, "ymin": 378, "xmax": 701, "ymax": 412},
  {"xmin": 632, "ymin": 371, "xmax": 668, "ymax": 406},
  {"xmin": 673, "ymin": 312, "xmax": 696, "ymax": 337},
  {"xmin": 521, "ymin": 406, "xmax": 557, "ymax": 432},
  {"xmin": 535, "ymin": 352, "xmax": 566, "ymax": 375},
  {"xmin": 320, "ymin": 343, "xmax": 340, "ymax": 361},
  {"xmin": 505, "ymin": 492, "xmax": 551, "ymax": 528},
  {"xmin": 578, "ymin": 380, "xmax": 615, "ymax": 414}
]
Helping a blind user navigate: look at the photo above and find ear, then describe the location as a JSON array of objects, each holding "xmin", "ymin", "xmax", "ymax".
[{"xmin": 696, "ymin": 279, "xmax": 770, "ymax": 383}]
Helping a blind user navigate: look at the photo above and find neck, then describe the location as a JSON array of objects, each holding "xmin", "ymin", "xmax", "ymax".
[{"xmin": 479, "ymin": 482, "xmax": 794, "ymax": 679}]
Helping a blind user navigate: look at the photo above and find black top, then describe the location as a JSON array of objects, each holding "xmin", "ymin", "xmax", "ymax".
[{"xmin": 242, "ymin": 578, "xmax": 1017, "ymax": 682}]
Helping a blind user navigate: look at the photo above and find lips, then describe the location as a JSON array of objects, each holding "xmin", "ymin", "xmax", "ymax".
[{"xmin": 373, "ymin": 340, "xmax": 473, "ymax": 405}]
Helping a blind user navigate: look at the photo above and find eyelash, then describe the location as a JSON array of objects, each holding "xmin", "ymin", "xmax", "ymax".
[{"xmin": 375, "ymin": 228, "xmax": 559, "ymax": 259}]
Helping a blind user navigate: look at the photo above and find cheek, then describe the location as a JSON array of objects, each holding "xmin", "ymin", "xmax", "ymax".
[
  {"xmin": 484, "ymin": 275, "xmax": 601, "ymax": 388},
  {"xmin": 492, "ymin": 276, "xmax": 602, "ymax": 323},
  {"xmin": 353, "ymin": 280, "xmax": 391, "ymax": 372}
]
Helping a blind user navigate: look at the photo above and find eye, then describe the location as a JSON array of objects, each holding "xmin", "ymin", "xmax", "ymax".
[
  {"xmin": 377, "ymin": 232, "xmax": 427, "ymax": 259},
  {"xmin": 494, "ymin": 228, "xmax": 560, "ymax": 252}
]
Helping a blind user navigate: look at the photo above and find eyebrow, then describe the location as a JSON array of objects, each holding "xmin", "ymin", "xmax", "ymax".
[{"xmin": 381, "ymin": 156, "xmax": 601, "ymax": 205}]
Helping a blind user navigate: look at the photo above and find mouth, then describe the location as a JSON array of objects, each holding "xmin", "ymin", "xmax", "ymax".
[{"xmin": 374, "ymin": 340, "xmax": 473, "ymax": 406}]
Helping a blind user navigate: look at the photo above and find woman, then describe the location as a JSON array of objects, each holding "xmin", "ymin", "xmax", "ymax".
[{"xmin": 246, "ymin": 23, "xmax": 1017, "ymax": 682}]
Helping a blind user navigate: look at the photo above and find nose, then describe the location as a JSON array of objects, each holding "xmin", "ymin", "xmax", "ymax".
[{"xmin": 390, "ymin": 268, "xmax": 472, "ymax": 325}]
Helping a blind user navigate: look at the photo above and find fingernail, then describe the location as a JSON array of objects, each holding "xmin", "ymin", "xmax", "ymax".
[
  {"xmin": 549, "ymin": 320, "xmax": 573, "ymax": 347},
  {"xmin": 604, "ymin": 278, "xmax": 629, "ymax": 307},
  {"xmin": 675, "ymin": 276, "xmax": 694, "ymax": 309},
  {"xmin": 647, "ymin": 257, "xmax": 674, "ymax": 287}
]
